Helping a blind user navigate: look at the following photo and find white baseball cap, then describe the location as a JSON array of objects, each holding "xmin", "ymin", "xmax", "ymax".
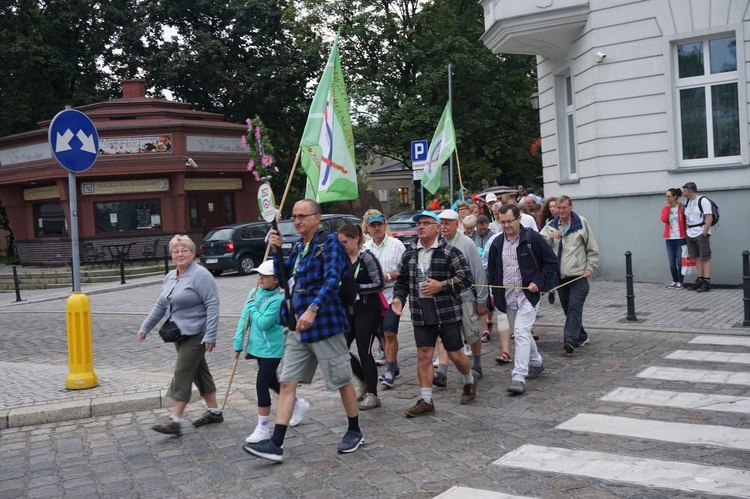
[
  {"xmin": 252, "ymin": 260, "xmax": 275, "ymax": 276},
  {"xmin": 485, "ymin": 193, "xmax": 497, "ymax": 203}
]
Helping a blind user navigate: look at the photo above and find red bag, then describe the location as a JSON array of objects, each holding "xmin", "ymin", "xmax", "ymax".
[
  {"xmin": 681, "ymin": 246, "xmax": 696, "ymax": 276},
  {"xmin": 378, "ymin": 292, "xmax": 389, "ymax": 317}
]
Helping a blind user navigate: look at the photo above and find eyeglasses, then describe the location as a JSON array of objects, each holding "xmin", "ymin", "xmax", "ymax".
[
  {"xmin": 290, "ymin": 213, "xmax": 318, "ymax": 221},
  {"xmin": 171, "ymin": 248, "xmax": 192, "ymax": 255},
  {"xmin": 498, "ymin": 217, "xmax": 519, "ymax": 226},
  {"xmin": 416, "ymin": 221, "xmax": 438, "ymax": 227},
  {"xmin": 458, "ymin": 207, "xmax": 470, "ymax": 211}
]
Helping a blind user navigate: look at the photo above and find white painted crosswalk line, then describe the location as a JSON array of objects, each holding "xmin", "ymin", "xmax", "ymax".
[
  {"xmin": 493, "ymin": 445, "xmax": 750, "ymax": 497},
  {"xmin": 601, "ymin": 387, "xmax": 750, "ymax": 414},
  {"xmin": 637, "ymin": 366, "xmax": 750, "ymax": 386},
  {"xmin": 557, "ymin": 414, "xmax": 750, "ymax": 450},
  {"xmin": 690, "ymin": 335, "xmax": 750, "ymax": 347},
  {"xmin": 665, "ymin": 350, "xmax": 750, "ymax": 364},
  {"xmin": 434, "ymin": 486, "xmax": 538, "ymax": 499}
]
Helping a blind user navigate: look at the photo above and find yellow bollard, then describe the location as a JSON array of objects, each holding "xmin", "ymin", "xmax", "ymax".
[{"xmin": 65, "ymin": 292, "xmax": 98, "ymax": 389}]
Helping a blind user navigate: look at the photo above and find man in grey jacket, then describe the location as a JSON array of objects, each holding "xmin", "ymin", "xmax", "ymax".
[{"xmin": 540, "ymin": 195, "xmax": 599, "ymax": 355}]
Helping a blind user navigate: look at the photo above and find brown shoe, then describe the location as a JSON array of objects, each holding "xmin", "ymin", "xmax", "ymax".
[
  {"xmin": 404, "ymin": 398, "xmax": 435, "ymax": 417},
  {"xmin": 460, "ymin": 377, "xmax": 478, "ymax": 405}
]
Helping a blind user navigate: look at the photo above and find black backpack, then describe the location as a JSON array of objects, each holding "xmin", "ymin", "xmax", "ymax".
[
  {"xmin": 686, "ymin": 196, "xmax": 720, "ymax": 227},
  {"xmin": 310, "ymin": 231, "xmax": 357, "ymax": 308}
]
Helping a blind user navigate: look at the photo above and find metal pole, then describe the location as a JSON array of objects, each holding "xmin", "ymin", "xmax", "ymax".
[
  {"xmin": 71, "ymin": 257, "xmax": 75, "ymax": 292},
  {"xmin": 68, "ymin": 171, "xmax": 81, "ymax": 292},
  {"xmin": 12, "ymin": 263, "xmax": 23, "ymax": 302},
  {"xmin": 119, "ymin": 253, "xmax": 126, "ymax": 285},
  {"xmin": 743, "ymin": 250, "xmax": 750, "ymax": 327},
  {"xmin": 448, "ymin": 63, "xmax": 454, "ymax": 206},
  {"xmin": 421, "ymin": 182, "xmax": 425, "ymax": 210},
  {"xmin": 164, "ymin": 244, "xmax": 170, "ymax": 275},
  {"xmin": 625, "ymin": 251, "xmax": 637, "ymax": 321}
]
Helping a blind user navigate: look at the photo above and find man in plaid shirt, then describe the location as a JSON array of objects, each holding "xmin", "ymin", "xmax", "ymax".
[
  {"xmin": 244, "ymin": 199, "xmax": 363, "ymax": 463},
  {"xmin": 392, "ymin": 211, "xmax": 477, "ymax": 417}
]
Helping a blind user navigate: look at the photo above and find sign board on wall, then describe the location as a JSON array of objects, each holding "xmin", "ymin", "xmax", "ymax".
[
  {"xmin": 81, "ymin": 179, "xmax": 170, "ymax": 195},
  {"xmin": 98, "ymin": 135, "xmax": 172, "ymax": 155},
  {"xmin": 24, "ymin": 185, "xmax": 60, "ymax": 201},
  {"xmin": 186, "ymin": 135, "xmax": 246, "ymax": 154},
  {"xmin": 184, "ymin": 178, "xmax": 242, "ymax": 191},
  {"xmin": 0, "ymin": 143, "xmax": 52, "ymax": 166}
]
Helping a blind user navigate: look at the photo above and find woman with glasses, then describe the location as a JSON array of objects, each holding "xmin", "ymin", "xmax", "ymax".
[
  {"xmin": 661, "ymin": 188, "xmax": 687, "ymax": 288},
  {"xmin": 137, "ymin": 234, "xmax": 222, "ymax": 436}
]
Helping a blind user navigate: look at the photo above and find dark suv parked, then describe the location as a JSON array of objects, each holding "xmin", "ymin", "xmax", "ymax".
[{"xmin": 199, "ymin": 214, "xmax": 362, "ymax": 276}]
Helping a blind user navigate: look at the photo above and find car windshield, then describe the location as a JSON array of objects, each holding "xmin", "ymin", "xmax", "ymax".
[
  {"xmin": 277, "ymin": 221, "xmax": 299, "ymax": 237},
  {"xmin": 203, "ymin": 228, "xmax": 233, "ymax": 241}
]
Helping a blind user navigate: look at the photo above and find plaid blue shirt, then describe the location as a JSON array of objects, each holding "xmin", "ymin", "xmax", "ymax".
[
  {"xmin": 275, "ymin": 230, "xmax": 349, "ymax": 343},
  {"xmin": 393, "ymin": 235, "xmax": 473, "ymax": 326}
]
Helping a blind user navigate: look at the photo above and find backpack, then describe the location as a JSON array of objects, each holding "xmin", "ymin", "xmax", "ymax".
[
  {"xmin": 686, "ymin": 196, "xmax": 720, "ymax": 228},
  {"xmin": 309, "ymin": 231, "xmax": 358, "ymax": 308}
]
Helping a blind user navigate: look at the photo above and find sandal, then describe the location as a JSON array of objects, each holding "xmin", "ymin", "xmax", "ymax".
[{"xmin": 495, "ymin": 351, "xmax": 512, "ymax": 364}]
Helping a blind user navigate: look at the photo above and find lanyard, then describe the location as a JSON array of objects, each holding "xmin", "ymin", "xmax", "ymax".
[
  {"xmin": 417, "ymin": 247, "xmax": 432, "ymax": 277},
  {"xmin": 293, "ymin": 240, "xmax": 312, "ymax": 276},
  {"xmin": 449, "ymin": 233, "xmax": 459, "ymax": 245},
  {"xmin": 369, "ymin": 236, "xmax": 388, "ymax": 260}
]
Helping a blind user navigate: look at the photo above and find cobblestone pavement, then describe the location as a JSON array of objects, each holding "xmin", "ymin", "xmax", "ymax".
[{"xmin": 1, "ymin": 274, "xmax": 749, "ymax": 497}]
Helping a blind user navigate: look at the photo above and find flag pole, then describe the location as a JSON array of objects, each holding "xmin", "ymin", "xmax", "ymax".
[
  {"xmin": 278, "ymin": 147, "xmax": 301, "ymax": 218},
  {"xmin": 455, "ymin": 148, "xmax": 463, "ymax": 194},
  {"xmin": 448, "ymin": 64, "xmax": 454, "ymax": 205}
]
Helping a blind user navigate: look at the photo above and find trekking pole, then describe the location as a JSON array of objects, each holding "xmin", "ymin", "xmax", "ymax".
[{"xmin": 221, "ymin": 287, "xmax": 256, "ymax": 411}]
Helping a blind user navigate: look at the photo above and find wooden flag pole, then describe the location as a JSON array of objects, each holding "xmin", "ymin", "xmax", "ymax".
[
  {"xmin": 278, "ymin": 148, "xmax": 302, "ymax": 220},
  {"xmin": 454, "ymin": 148, "xmax": 464, "ymax": 193}
]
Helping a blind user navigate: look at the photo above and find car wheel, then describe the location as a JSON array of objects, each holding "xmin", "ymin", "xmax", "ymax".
[
  {"xmin": 237, "ymin": 255, "xmax": 255, "ymax": 276},
  {"xmin": 209, "ymin": 269, "xmax": 223, "ymax": 277}
]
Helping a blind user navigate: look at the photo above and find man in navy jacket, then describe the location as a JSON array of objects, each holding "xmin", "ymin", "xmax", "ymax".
[{"xmin": 487, "ymin": 204, "xmax": 558, "ymax": 394}]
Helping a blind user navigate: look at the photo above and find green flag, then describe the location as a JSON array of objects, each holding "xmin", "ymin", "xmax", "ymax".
[
  {"xmin": 299, "ymin": 33, "xmax": 358, "ymax": 203},
  {"xmin": 421, "ymin": 102, "xmax": 456, "ymax": 195}
]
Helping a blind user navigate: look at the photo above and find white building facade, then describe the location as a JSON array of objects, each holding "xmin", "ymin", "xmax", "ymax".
[{"xmin": 482, "ymin": 0, "xmax": 750, "ymax": 284}]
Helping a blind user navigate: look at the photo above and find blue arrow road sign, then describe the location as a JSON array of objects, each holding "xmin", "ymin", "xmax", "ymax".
[
  {"xmin": 411, "ymin": 140, "xmax": 428, "ymax": 162},
  {"xmin": 48, "ymin": 109, "xmax": 99, "ymax": 173}
]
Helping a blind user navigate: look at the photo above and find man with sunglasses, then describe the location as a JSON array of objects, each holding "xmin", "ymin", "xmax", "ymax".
[
  {"xmin": 488, "ymin": 205, "xmax": 557, "ymax": 394},
  {"xmin": 391, "ymin": 211, "xmax": 476, "ymax": 417}
]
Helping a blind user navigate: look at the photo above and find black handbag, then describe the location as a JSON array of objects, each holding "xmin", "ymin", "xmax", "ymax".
[{"xmin": 158, "ymin": 319, "xmax": 182, "ymax": 342}]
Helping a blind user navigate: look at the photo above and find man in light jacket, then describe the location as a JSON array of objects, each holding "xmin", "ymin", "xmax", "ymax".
[{"xmin": 540, "ymin": 195, "xmax": 599, "ymax": 355}]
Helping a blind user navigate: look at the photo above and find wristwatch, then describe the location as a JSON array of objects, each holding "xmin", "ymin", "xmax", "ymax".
[{"xmin": 308, "ymin": 303, "xmax": 320, "ymax": 313}]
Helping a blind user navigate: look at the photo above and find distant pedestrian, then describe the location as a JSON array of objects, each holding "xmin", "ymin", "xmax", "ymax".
[
  {"xmin": 391, "ymin": 211, "xmax": 477, "ymax": 417},
  {"xmin": 661, "ymin": 188, "xmax": 687, "ymax": 289},
  {"xmin": 681, "ymin": 182, "xmax": 714, "ymax": 292},
  {"xmin": 429, "ymin": 193, "xmax": 443, "ymax": 210},
  {"xmin": 137, "ymin": 235, "xmax": 222, "ymax": 436},
  {"xmin": 540, "ymin": 196, "xmax": 599, "ymax": 355},
  {"xmin": 243, "ymin": 199, "xmax": 363, "ymax": 463},
  {"xmin": 234, "ymin": 260, "xmax": 309, "ymax": 445}
]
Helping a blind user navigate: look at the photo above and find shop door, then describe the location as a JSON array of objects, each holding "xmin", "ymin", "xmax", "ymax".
[{"xmin": 191, "ymin": 194, "xmax": 233, "ymax": 234}]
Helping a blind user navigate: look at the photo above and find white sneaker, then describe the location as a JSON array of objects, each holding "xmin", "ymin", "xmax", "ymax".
[
  {"xmin": 245, "ymin": 426, "xmax": 269, "ymax": 444},
  {"xmin": 463, "ymin": 343, "xmax": 472, "ymax": 357},
  {"xmin": 432, "ymin": 356, "xmax": 439, "ymax": 368},
  {"xmin": 289, "ymin": 398, "xmax": 310, "ymax": 427}
]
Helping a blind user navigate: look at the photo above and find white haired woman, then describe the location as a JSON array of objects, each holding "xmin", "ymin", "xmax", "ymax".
[{"xmin": 137, "ymin": 234, "xmax": 222, "ymax": 436}]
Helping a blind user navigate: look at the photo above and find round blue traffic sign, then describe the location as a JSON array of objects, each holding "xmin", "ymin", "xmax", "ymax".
[{"xmin": 48, "ymin": 109, "xmax": 99, "ymax": 173}]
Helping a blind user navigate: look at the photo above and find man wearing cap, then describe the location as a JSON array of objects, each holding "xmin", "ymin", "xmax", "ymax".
[
  {"xmin": 681, "ymin": 182, "xmax": 713, "ymax": 292},
  {"xmin": 433, "ymin": 210, "xmax": 489, "ymax": 386},
  {"xmin": 483, "ymin": 193, "xmax": 497, "ymax": 222},
  {"xmin": 392, "ymin": 211, "xmax": 476, "ymax": 417},
  {"xmin": 363, "ymin": 212, "xmax": 407, "ymax": 388}
]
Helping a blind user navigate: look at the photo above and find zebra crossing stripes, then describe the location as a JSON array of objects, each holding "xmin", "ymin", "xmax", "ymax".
[
  {"xmin": 637, "ymin": 366, "xmax": 750, "ymax": 386},
  {"xmin": 689, "ymin": 335, "xmax": 750, "ymax": 347},
  {"xmin": 433, "ymin": 486, "xmax": 538, "ymax": 499},
  {"xmin": 493, "ymin": 445, "xmax": 750, "ymax": 498},
  {"xmin": 665, "ymin": 350, "xmax": 750, "ymax": 364},
  {"xmin": 557, "ymin": 413, "xmax": 750, "ymax": 450},
  {"xmin": 600, "ymin": 387, "xmax": 750, "ymax": 413}
]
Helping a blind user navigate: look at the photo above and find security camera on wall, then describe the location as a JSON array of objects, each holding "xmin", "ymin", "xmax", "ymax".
[
  {"xmin": 185, "ymin": 158, "xmax": 198, "ymax": 168},
  {"xmin": 595, "ymin": 51, "xmax": 607, "ymax": 63}
]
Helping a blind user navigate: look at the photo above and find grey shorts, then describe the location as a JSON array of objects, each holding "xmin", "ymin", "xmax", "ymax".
[
  {"xmin": 279, "ymin": 331, "xmax": 352, "ymax": 390},
  {"xmin": 686, "ymin": 234, "xmax": 711, "ymax": 260},
  {"xmin": 461, "ymin": 300, "xmax": 481, "ymax": 345}
]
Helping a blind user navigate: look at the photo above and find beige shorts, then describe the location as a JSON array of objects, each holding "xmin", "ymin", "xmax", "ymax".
[
  {"xmin": 280, "ymin": 330, "xmax": 352, "ymax": 390},
  {"xmin": 461, "ymin": 300, "xmax": 481, "ymax": 345}
]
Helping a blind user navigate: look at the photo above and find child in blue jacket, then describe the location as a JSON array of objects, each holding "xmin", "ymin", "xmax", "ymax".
[{"xmin": 233, "ymin": 260, "xmax": 309, "ymax": 444}]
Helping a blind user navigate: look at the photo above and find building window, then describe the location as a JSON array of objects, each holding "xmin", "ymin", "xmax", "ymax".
[
  {"xmin": 398, "ymin": 187, "xmax": 409, "ymax": 205},
  {"xmin": 95, "ymin": 200, "xmax": 162, "ymax": 233},
  {"xmin": 34, "ymin": 202, "xmax": 68, "ymax": 237},
  {"xmin": 556, "ymin": 71, "xmax": 577, "ymax": 180},
  {"xmin": 676, "ymin": 34, "xmax": 742, "ymax": 166}
]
